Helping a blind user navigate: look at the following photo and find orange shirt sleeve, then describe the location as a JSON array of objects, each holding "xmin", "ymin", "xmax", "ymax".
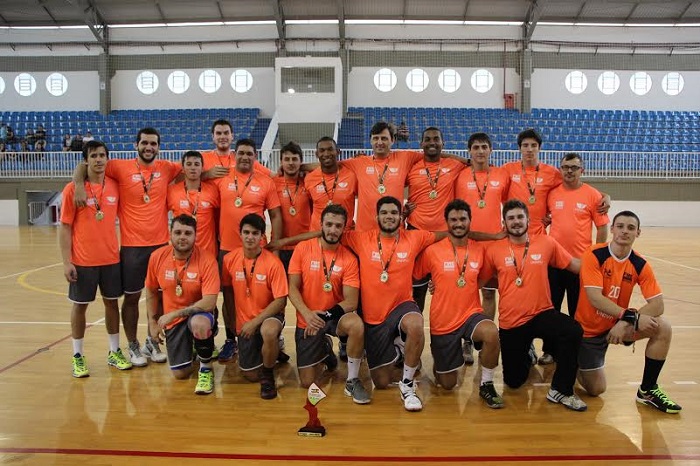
[
  {"xmin": 144, "ymin": 249, "xmax": 162, "ymax": 292},
  {"xmin": 548, "ymin": 236, "xmax": 573, "ymax": 269},
  {"xmin": 221, "ymin": 253, "xmax": 233, "ymax": 287},
  {"xmin": 638, "ymin": 261, "xmax": 662, "ymax": 300},
  {"xmin": 60, "ymin": 183, "xmax": 76, "ymax": 224},
  {"xmin": 267, "ymin": 254, "xmax": 289, "ymax": 299},
  {"xmin": 413, "ymin": 251, "xmax": 429, "ymax": 280},
  {"xmin": 579, "ymin": 249, "xmax": 604, "ymax": 289},
  {"xmin": 199, "ymin": 252, "xmax": 221, "ymax": 296},
  {"xmin": 341, "ymin": 250, "xmax": 360, "ymax": 288}
]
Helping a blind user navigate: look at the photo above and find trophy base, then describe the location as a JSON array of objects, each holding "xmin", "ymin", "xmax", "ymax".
[{"xmin": 298, "ymin": 425, "xmax": 326, "ymax": 437}]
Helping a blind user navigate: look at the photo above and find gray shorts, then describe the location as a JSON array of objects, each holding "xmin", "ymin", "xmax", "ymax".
[
  {"xmin": 68, "ymin": 263, "xmax": 122, "ymax": 304},
  {"xmin": 164, "ymin": 312, "xmax": 216, "ymax": 370},
  {"xmin": 431, "ymin": 313, "xmax": 491, "ymax": 374},
  {"xmin": 579, "ymin": 332, "xmax": 634, "ymax": 371},
  {"xmin": 295, "ymin": 314, "xmax": 353, "ymax": 369},
  {"xmin": 238, "ymin": 314, "xmax": 285, "ymax": 371},
  {"xmin": 120, "ymin": 244, "xmax": 165, "ymax": 293},
  {"xmin": 364, "ymin": 301, "xmax": 421, "ymax": 371}
]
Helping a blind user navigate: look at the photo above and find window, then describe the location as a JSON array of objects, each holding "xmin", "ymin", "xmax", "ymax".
[
  {"xmin": 14, "ymin": 73, "xmax": 37, "ymax": 97},
  {"xmin": 46, "ymin": 73, "xmax": 68, "ymax": 96},
  {"xmin": 199, "ymin": 70, "xmax": 221, "ymax": 93},
  {"xmin": 406, "ymin": 68, "xmax": 429, "ymax": 93},
  {"xmin": 564, "ymin": 71, "xmax": 587, "ymax": 94},
  {"xmin": 373, "ymin": 68, "xmax": 397, "ymax": 92},
  {"xmin": 231, "ymin": 69, "xmax": 254, "ymax": 93},
  {"xmin": 167, "ymin": 71, "xmax": 190, "ymax": 94},
  {"xmin": 136, "ymin": 71, "xmax": 159, "ymax": 95},
  {"xmin": 0, "ymin": 77, "xmax": 5, "ymax": 95},
  {"xmin": 438, "ymin": 69, "xmax": 461, "ymax": 93},
  {"xmin": 630, "ymin": 72, "xmax": 652, "ymax": 96},
  {"xmin": 662, "ymin": 72, "xmax": 684, "ymax": 96},
  {"xmin": 470, "ymin": 69, "xmax": 494, "ymax": 93},
  {"xmin": 597, "ymin": 71, "xmax": 620, "ymax": 95}
]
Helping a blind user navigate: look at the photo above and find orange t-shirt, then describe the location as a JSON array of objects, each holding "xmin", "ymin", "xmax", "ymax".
[
  {"xmin": 221, "ymin": 248, "xmax": 288, "ymax": 333},
  {"xmin": 547, "ymin": 183, "xmax": 609, "ymax": 258},
  {"xmin": 343, "ymin": 151, "xmax": 423, "ymax": 231},
  {"xmin": 343, "ymin": 228, "xmax": 435, "ymax": 324},
  {"xmin": 202, "ymin": 150, "xmax": 273, "ymax": 176},
  {"xmin": 144, "ymin": 245, "xmax": 221, "ymax": 329},
  {"xmin": 455, "ymin": 166, "xmax": 510, "ymax": 234},
  {"xmin": 214, "ymin": 170, "xmax": 281, "ymax": 252},
  {"xmin": 288, "ymin": 239, "xmax": 360, "ymax": 329},
  {"xmin": 105, "ymin": 158, "xmax": 181, "ymax": 247},
  {"xmin": 575, "ymin": 244, "xmax": 662, "ymax": 338},
  {"xmin": 304, "ymin": 166, "xmax": 358, "ymax": 231},
  {"xmin": 414, "ymin": 238, "xmax": 487, "ymax": 335},
  {"xmin": 406, "ymin": 158, "xmax": 465, "ymax": 231},
  {"xmin": 60, "ymin": 178, "xmax": 120, "ymax": 266},
  {"xmin": 273, "ymin": 175, "xmax": 312, "ymax": 250},
  {"xmin": 482, "ymin": 235, "xmax": 572, "ymax": 329},
  {"xmin": 502, "ymin": 161, "xmax": 562, "ymax": 236},
  {"xmin": 167, "ymin": 181, "xmax": 220, "ymax": 257}
]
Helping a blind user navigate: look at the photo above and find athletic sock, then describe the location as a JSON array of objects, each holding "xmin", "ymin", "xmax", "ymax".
[
  {"xmin": 641, "ymin": 357, "xmax": 665, "ymax": 391},
  {"xmin": 402, "ymin": 364, "xmax": 418, "ymax": 384},
  {"xmin": 347, "ymin": 357, "xmax": 361, "ymax": 380},
  {"xmin": 108, "ymin": 333, "xmax": 120, "ymax": 353},
  {"xmin": 72, "ymin": 338, "xmax": 84, "ymax": 356},
  {"xmin": 481, "ymin": 367, "xmax": 495, "ymax": 385}
]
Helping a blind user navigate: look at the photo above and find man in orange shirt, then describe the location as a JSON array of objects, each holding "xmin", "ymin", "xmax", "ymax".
[
  {"xmin": 304, "ymin": 137, "xmax": 357, "ymax": 231},
  {"xmin": 60, "ymin": 141, "xmax": 132, "ymax": 377},
  {"xmin": 414, "ymin": 200, "xmax": 503, "ymax": 408},
  {"xmin": 288, "ymin": 204, "xmax": 371, "ymax": 404},
  {"xmin": 167, "ymin": 150, "xmax": 220, "ymax": 257},
  {"xmin": 575, "ymin": 211, "xmax": 681, "ymax": 414},
  {"xmin": 145, "ymin": 214, "xmax": 220, "ymax": 395},
  {"xmin": 482, "ymin": 199, "xmax": 587, "ymax": 411},
  {"xmin": 201, "ymin": 119, "xmax": 235, "ymax": 178},
  {"xmin": 72, "ymin": 128, "xmax": 181, "ymax": 367},
  {"xmin": 221, "ymin": 214, "xmax": 288, "ymax": 400},
  {"xmin": 273, "ymin": 141, "xmax": 312, "ymax": 272}
]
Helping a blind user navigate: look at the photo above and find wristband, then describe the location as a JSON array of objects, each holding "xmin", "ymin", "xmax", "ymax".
[
  {"xmin": 321, "ymin": 304, "xmax": 345, "ymax": 322},
  {"xmin": 619, "ymin": 308, "xmax": 637, "ymax": 326}
]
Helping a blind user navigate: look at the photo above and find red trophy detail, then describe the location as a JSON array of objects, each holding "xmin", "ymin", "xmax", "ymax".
[{"xmin": 298, "ymin": 382, "xmax": 327, "ymax": 437}]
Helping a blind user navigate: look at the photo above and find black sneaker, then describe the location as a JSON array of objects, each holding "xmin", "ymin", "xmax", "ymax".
[
  {"xmin": 260, "ymin": 372, "xmax": 277, "ymax": 400},
  {"xmin": 636, "ymin": 384, "xmax": 682, "ymax": 414},
  {"xmin": 338, "ymin": 341, "xmax": 348, "ymax": 362},
  {"xmin": 276, "ymin": 350, "xmax": 290, "ymax": 364},
  {"xmin": 324, "ymin": 336, "xmax": 338, "ymax": 372},
  {"xmin": 479, "ymin": 381, "xmax": 504, "ymax": 409},
  {"xmin": 528, "ymin": 342, "xmax": 538, "ymax": 366}
]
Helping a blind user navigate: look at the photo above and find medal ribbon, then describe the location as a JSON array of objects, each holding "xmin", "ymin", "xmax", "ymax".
[
  {"xmin": 424, "ymin": 161, "xmax": 441, "ymax": 192},
  {"xmin": 376, "ymin": 232, "xmax": 400, "ymax": 276},
  {"xmin": 319, "ymin": 239, "xmax": 338, "ymax": 284},
  {"xmin": 173, "ymin": 249, "xmax": 194, "ymax": 294},
  {"xmin": 234, "ymin": 171, "xmax": 254, "ymax": 200},
  {"xmin": 87, "ymin": 178, "xmax": 105, "ymax": 214},
  {"xmin": 242, "ymin": 251, "xmax": 262, "ymax": 296},
  {"xmin": 135, "ymin": 161, "xmax": 155, "ymax": 198},
  {"xmin": 184, "ymin": 181, "xmax": 202, "ymax": 217},
  {"xmin": 372, "ymin": 156, "xmax": 390, "ymax": 188},
  {"xmin": 508, "ymin": 237, "xmax": 530, "ymax": 284},
  {"xmin": 520, "ymin": 162, "xmax": 539, "ymax": 200},
  {"xmin": 321, "ymin": 171, "xmax": 339, "ymax": 204},
  {"xmin": 284, "ymin": 175, "xmax": 301, "ymax": 208},
  {"xmin": 471, "ymin": 167, "xmax": 490, "ymax": 203},
  {"xmin": 451, "ymin": 242, "xmax": 470, "ymax": 282}
]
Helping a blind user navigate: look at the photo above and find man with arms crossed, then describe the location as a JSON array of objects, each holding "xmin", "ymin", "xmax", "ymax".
[
  {"xmin": 575, "ymin": 211, "xmax": 681, "ymax": 413},
  {"xmin": 145, "ymin": 214, "xmax": 220, "ymax": 395}
]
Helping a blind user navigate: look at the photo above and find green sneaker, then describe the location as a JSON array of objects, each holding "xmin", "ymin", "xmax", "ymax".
[
  {"xmin": 195, "ymin": 368, "xmax": 214, "ymax": 395},
  {"xmin": 479, "ymin": 381, "xmax": 504, "ymax": 409},
  {"xmin": 637, "ymin": 384, "xmax": 682, "ymax": 414},
  {"xmin": 72, "ymin": 353, "xmax": 90, "ymax": 378},
  {"xmin": 107, "ymin": 348, "xmax": 133, "ymax": 370}
]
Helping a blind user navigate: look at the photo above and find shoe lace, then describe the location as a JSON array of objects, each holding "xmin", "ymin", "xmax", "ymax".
[
  {"xmin": 650, "ymin": 386, "xmax": 675, "ymax": 406},
  {"xmin": 74, "ymin": 357, "xmax": 86, "ymax": 369}
]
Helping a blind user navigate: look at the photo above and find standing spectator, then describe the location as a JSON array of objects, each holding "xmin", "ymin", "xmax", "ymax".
[
  {"xmin": 34, "ymin": 124, "xmax": 47, "ymax": 152},
  {"xmin": 70, "ymin": 134, "xmax": 84, "ymax": 152},
  {"xmin": 63, "ymin": 134, "xmax": 73, "ymax": 152}
]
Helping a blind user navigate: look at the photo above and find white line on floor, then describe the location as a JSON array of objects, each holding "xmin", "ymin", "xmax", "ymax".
[
  {"xmin": 646, "ymin": 255, "xmax": 700, "ymax": 272},
  {"xmin": 0, "ymin": 262, "xmax": 61, "ymax": 280}
]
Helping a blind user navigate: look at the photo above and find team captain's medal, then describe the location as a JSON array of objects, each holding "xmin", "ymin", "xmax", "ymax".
[
  {"xmin": 452, "ymin": 242, "xmax": 469, "ymax": 288},
  {"xmin": 424, "ymin": 161, "xmax": 441, "ymax": 200},
  {"xmin": 284, "ymin": 175, "xmax": 302, "ymax": 217},
  {"xmin": 233, "ymin": 171, "xmax": 254, "ymax": 208},
  {"xmin": 373, "ymin": 156, "xmax": 390, "ymax": 195},
  {"xmin": 508, "ymin": 236, "xmax": 530, "ymax": 288},
  {"xmin": 135, "ymin": 161, "xmax": 154, "ymax": 205},
  {"xmin": 320, "ymin": 239, "xmax": 337, "ymax": 293},
  {"xmin": 521, "ymin": 162, "xmax": 539, "ymax": 206},
  {"xmin": 377, "ymin": 232, "xmax": 400, "ymax": 284},
  {"xmin": 173, "ymin": 249, "xmax": 193, "ymax": 299},
  {"xmin": 87, "ymin": 177, "xmax": 106, "ymax": 221},
  {"xmin": 472, "ymin": 166, "xmax": 489, "ymax": 209}
]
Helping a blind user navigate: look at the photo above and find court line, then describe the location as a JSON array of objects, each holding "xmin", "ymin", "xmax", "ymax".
[
  {"xmin": 0, "ymin": 262, "xmax": 61, "ymax": 280},
  {"xmin": 646, "ymin": 255, "xmax": 700, "ymax": 272},
  {"xmin": 0, "ymin": 448, "xmax": 698, "ymax": 463}
]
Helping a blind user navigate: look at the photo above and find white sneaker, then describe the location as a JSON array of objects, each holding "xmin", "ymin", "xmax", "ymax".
[
  {"xmin": 142, "ymin": 336, "xmax": 167, "ymax": 363},
  {"xmin": 546, "ymin": 388, "xmax": 587, "ymax": 412},
  {"xmin": 399, "ymin": 380, "xmax": 423, "ymax": 412},
  {"xmin": 278, "ymin": 334, "xmax": 286, "ymax": 351},
  {"xmin": 128, "ymin": 340, "xmax": 148, "ymax": 367}
]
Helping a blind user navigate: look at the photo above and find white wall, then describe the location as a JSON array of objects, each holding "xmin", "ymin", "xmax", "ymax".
[
  {"xmin": 611, "ymin": 202, "xmax": 700, "ymax": 228},
  {"xmin": 0, "ymin": 71, "xmax": 99, "ymax": 111},
  {"xmin": 0, "ymin": 200, "xmax": 19, "ymax": 226},
  {"xmin": 275, "ymin": 57, "xmax": 343, "ymax": 123}
]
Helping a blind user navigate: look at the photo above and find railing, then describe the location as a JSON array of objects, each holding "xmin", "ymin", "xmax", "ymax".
[
  {"xmin": 27, "ymin": 201, "xmax": 47, "ymax": 224},
  {"xmin": 1, "ymin": 150, "xmax": 700, "ymax": 179}
]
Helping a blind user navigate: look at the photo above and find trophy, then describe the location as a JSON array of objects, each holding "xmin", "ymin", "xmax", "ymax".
[{"xmin": 298, "ymin": 382, "xmax": 327, "ymax": 437}]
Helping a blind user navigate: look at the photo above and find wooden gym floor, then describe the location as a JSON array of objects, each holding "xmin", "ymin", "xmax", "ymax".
[{"xmin": 0, "ymin": 226, "xmax": 698, "ymax": 465}]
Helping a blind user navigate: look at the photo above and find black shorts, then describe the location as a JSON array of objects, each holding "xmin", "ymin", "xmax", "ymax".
[
  {"xmin": 278, "ymin": 249, "xmax": 294, "ymax": 274},
  {"xmin": 218, "ymin": 249, "xmax": 230, "ymax": 291},
  {"xmin": 295, "ymin": 313, "xmax": 356, "ymax": 369},
  {"xmin": 68, "ymin": 263, "xmax": 122, "ymax": 304},
  {"xmin": 579, "ymin": 330, "xmax": 634, "ymax": 371},
  {"xmin": 164, "ymin": 312, "xmax": 216, "ymax": 370},
  {"xmin": 120, "ymin": 244, "xmax": 165, "ymax": 293},
  {"xmin": 237, "ymin": 315, "xmax": 285, "ymax": 371},
  {"xmin": 364, "ymin": 301, "xmax": 421, "ymax": 371},
  {"xmin": 431, "ymin": 313, "xmax": 492, "ymax": 374}
]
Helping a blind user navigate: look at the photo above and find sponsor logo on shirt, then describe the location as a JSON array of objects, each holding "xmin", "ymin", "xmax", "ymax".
[
  {"xmin": 106, "ymin": 196, "xmax": 117, "ymax": 204},
  {"xmin": 504, "ymin": 257, "xmax": 514, "ymax": 266},
  {"xmin": 87, "ymin": 198, "xmax": 96, "ymax": 206},
  {"xmin": 596, "ymin": 310, "xmax": 615, "ymax": 320},
  {"xmin": 389, "ymin": 167, "xmax": 399, "ymax": 173},
  {"xmin": 338, "ymin": 182, "xmax": 348, "ymax": 188},
  {"xmin": 165, "ymin": 270, "xmax": 175, "ymax": 280},
  {"xmin": 467, "ymin": 182, "xmax": 477, "ymax": 190},
  {"xmin": 511, "ymin": 175, "xmax": 521, "ymax": 182},
  {"xmin": 310, "ymin": 260, "xmax": 321, "ymax": 271},
  {"xmin": 332, "ymin": 265, "xmax": 343, "ymax": 273},
  {"xmin": 153, "ymin": 172, "xmax": 162, "ymax": 178},
  {"xmin": 228, "ymin": 183, "xmax": 236, "ymax": 190},
  {"xmin": 235, "ymin": 271, "xmax": 245, "ymax": 281},
  {"xmin": 201, "ymin": 201, "xmax": 210, "ymax": 208},
  {"xmin": 186, "ymin": 272, "xmax": 197, "ymax": 279},
  {"xmin": 622, "ymin": 272, "xmax": 633, "ymax": 282},
  {"xmin": 469, "ymin": 261, "xmax": 480, "ymax": 269},
  {"xmin": 316, "ymin": 185, "xmax": 325, "ymax": 193},
  {"xmin": 250, "ymin": 185, "xmax": 261, "ymax": 193},
  {"xmin": 132, "ymin": 174, "xmax": 143, "ymax": 182},
  {"xmin": 490, "ymin": 181, "xmax": 500, "ymax": 187},
  {"xmin": 371, "ymin": 251, "xmax": 381, "ymax": 262},
  {"xmin": 255, "ymin": 273, "xmax": 266, "ymax": 281},
  {"xmin": 179, "ymin": 200, "xmax": 189, "ymax": 208},
  {"xmin": 555, "ymin": 201, "xmax": 564, "ymax": 210},
  {"xmin": 530, "ymin": 254, "xmax": 543, "ymax": 264},
  {"xmin": 396, "ymin": 252, "xmax": 408, "ymax": 261},
  {"xmin": 443, "ymin": 261, "xmax": 455, "ymax": 271},
  {"xmin": 576, "ymin": 202, "xmax": 587, "ymax": 210},
  {"xmin": 366, "ymin": 167, "xmax": 375, "ymax": 174}
]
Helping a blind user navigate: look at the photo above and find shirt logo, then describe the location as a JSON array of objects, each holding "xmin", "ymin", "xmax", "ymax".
[
  {"xmin": 255, "ymin": 273, "xmax": 266, "ymax": 281},
  {"xmin": 536, "ymin": 177, "xmax": 543, "ymax": 183},
  {"xmin": 132, "ymin": 174, "xmax": 142, "ymax": 182},
  {"xmin": 604, "ymin": 268, "xmax": 612, "ymax": 277},
  {"xmin": 419, "ymin": 169, "xmax": 427, "ymax": 175},
  {"xmin": 165, "ymin": 270, "xmax": 175, "ymax": 280},
  {"xmin": 467, "ymin": 182, "xmax": 477, "ymax": 189},
  {"xmin": 228, "ymin": 183, "xmax": 236, "ymax": 190},
  {"xmin": 397, "ymin": 252, "xmax": 408, "ymax": 260},
  {"xmin": 489, "ymin": 181, "xmax": 500, "ymax": 187},
  {"xmin": 316, "ymin": 185, "xmax": 325, "ymax": 193},
  {"xmin": 153, "ymin": 172, "xmax": 162, "ymax": 178},
  {"xmin": 310, "ymin": 260, "xmax": 321, "ymax": 271},
  {"xmin": 338, "ymin": 182, "xmax": 348, "ymax": 188},
  {"xmin": 441, "ymin": 168, "xmax": 450, "ymax": 173},
  {"xmin": 86, "ymin": 198, "xmax": 96, "ymax": 206},
  {"xmin": 622, "ymin": 272, "xmax": 633, "ymax": 282},
  {"xmin": 469, "ymin": 261, "xmax": 480, "ymax": 269},
  {"xmin": 511, "ymin": 175, "xmax": 521, "ymax": 182},
  {"xmin": 555, "ymin": 201, "xmax": 564, "ymax": 210},
  {"xmin": 179, "ymin": 200, "xmax": 189, "ymax": 208},
  {"xmin": 443, "ymin": 261, "xmax": 455, "ymax": 271},
  {"xmin": 371, "ymin": 251, "xmax": 381, "ymax": 262},
  {"xmin": 186, "ymin": 272, "xmax": 197, "ymax": 279},
  {"xmin": 106, "ymin": 196, "xmax": 117, "ymax": 203},
  {"xmin": 235, "ymin": 271, "xmax": 245, "ymax": 281},
  {"xmin": 366, "ymin": 167, "xmax": 375, "ymax": 174},
  {"xmin": 576, "ymin": 202, "xmax": 587, "ymax": 209},
  {"xmin": 332, "ymin": 265, "xmax": 343, "ymax": 273},
  {"xmin": 250, "ymin": 185, "xmax": 261, "ymax": 193},
  {"xmin": 530, "ymin": 254, "xmax": 542, "ymax": 261},
  {"xmin": 201, "ymin": 201, "xmax": 210, "ymax": 208},
  {"xmin": 504, "ymin": 257, "xmax": 514, "ymax": 266},
  {"xmin": 389, "ymin": 167, "xmax": 399, "ymax": 173}
]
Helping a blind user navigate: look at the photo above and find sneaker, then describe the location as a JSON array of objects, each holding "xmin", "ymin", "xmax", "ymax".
[
  {"xmin": 72, "ymin": 353, "xmax": 90, "ymax": 378},
  {"xmin": 528, "ymin": 342, "xmax": 538, "ymax": 366},
  {"xmin": 194, "ymin": 368, "xmax": 214, "ymax": 395},
  {"xmin": 218, "ymin": 339, "xmax": 237, "ymax": 363},
  {"xmin": 636, "ymin": 385, "xmax": 682, "ymax": 414},
  {"xmin": 338, "ymin": 341, "xmax": 348, "ymax": 362},
  {"xmin": 276, "ymin": 350, "xmax": 291, "ymax": 364},
  {"xmin": 142, "ymin": 336, "xmax": 167, "ymax": 363},
  {"xmin": 128, "ymin": 340, "xmax": 148, "ymax": 367},
  {"xmin": 399, "ymin": 380, "xmax": 423, "ymax": 412},
  {"xmin": 463, "ymin": 340, "xmax": 475, "ymax": 366},
  {"xmin": 324, "ymin": 336, "xmax": 338, "ymax": 372},
  {"xmin": 479, "ymin": 381, "xmax": 504, "ymax": 409},
  {"xmin": 279, "ymin": 334, "xmax": 286, "ymax": 351},
  {"xmin": 538, "ymin": 353, "xmax": 555, "ymax": 365},
  {"xmin": 107, "ymin": 348, "xmax": 133, "ymax": 370},
  {"xmin": 547, "ymin": 388, "xmax": 588, "ymax": 412},
  {"xmin": 344, "ymin": 378, "xmax": 371, "ymax": 404},
  {"xmin": 260, "ymin": 372, "xmax": 278, "ymax": 400}
]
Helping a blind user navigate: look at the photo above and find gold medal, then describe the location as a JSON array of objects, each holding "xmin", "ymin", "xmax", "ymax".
[
  {"xmin": 234, "ymin": 197, "xmax": 243, "ymax": 208},
  {"xmin": 379, "ymin": 271, "xmax": 389, "ymax": 283},
  {"xmin": 456, "ymin": 277, "xmax": 466, "ymax": 288},
  {"xmin": 528, "ymin": 195, "xmax": 536, "ymax": 205},
  {"xmin": 143, "ymin": 194, "xmax": 150, "ymax": 203},
  {"xmin": 428, "ymin": 190, "xmax": 438, "ymax": 200},
  {"xmin": 477, "ymin": 199, "xmax": 486, "ymax": 209},
  {"xmin": 377, "ymin": 184, "xmax": 386, "ymax": 194},
  {"xmin": 327, "ymin": 200, "xmax": 333, "ymax": 206},
  {"xmin": 289, "ymin": 206, "xmax": 297, "ymax": 216},
  {"xmin": 322, "ymin": 281, "xmax": 332, "ymax": 293},
  {"xmin": 95, "ymin": 210, "xmax": 104, "ymax": 221},
  {"xmin": 515, "ymin": 277, "xmax": 523, "ymax": 287},
  {"xmin": 175, "ymin": 284, "xmax": 183, "ymax": 297}
]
